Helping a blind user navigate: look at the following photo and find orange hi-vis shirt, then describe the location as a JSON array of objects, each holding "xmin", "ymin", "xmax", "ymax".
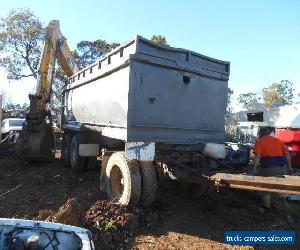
[{"xmin": 253, "ymin": 135, "xmax": 287, "ymax": 157}]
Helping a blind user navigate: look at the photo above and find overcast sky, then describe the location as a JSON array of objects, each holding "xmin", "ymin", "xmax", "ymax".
[{"xmin": 0, "ymin": 0, "xmax": 299, "ymax": 109}]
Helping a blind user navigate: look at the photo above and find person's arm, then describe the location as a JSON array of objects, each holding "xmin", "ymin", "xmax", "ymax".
[
  {"xmin": 282, "ymin": 143, "xmax": 292, "ymax": 174},
  {"xmin": 285, "ymin": 151, "xmax": 293, "ymax": 174},
  {"xmin": 252, "ymin": 140, "xmax": 261, "ymax": 175},
  {"xmin": 253, "ymin": 154, "xmax": 261, "ymax": 175}
]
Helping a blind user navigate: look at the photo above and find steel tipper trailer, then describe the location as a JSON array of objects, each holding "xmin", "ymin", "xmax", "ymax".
[
  {"xmin": 61, "ymin": 36, "xmax": 300, "ymax": 207},
  {"xmin": 61, "ymin": 36, "xmax": 229, "ymax": 207}
]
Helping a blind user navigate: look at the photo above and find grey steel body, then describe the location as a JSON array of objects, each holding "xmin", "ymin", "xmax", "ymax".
[
  {"xmin": 62, "ymin": 36, "xmax": 230, "ymax": 207},
  {"xmin": 62, "ymin": 36, "xmax": 229, "ymax": 145}
]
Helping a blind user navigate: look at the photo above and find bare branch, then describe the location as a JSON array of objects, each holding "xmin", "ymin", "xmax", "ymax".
[{"xmin": 0, "ymin": 8, "xmax": 43, "ymax": 80}]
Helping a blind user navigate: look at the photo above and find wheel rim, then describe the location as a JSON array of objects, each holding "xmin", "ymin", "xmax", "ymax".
[{"xmin": 110, "ymin": 165, "xmax": 124, "ymax": 199}]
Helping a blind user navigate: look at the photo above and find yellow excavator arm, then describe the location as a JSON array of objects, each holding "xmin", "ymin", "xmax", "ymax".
[
  {"xmin": 16, "ymin": 20, "xmax": 79, "ymax": 162},
  {"xmin": 36, "ymin": 20, "xmax": 79, "ymax": 111}
]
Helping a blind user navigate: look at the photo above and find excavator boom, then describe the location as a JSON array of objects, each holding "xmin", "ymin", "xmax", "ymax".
[{"xmin": 16, "ymin": 20, "xmax": 79, "ymax": 162}]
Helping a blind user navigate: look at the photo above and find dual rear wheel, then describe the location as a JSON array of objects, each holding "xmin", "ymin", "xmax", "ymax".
[
  {"xmin": 62, "ymin": 133, "xmax": 98, "ymax": 171},
  {"xmin": 105, "ymin": 152, "xmax": 158, "ymax": 207},
  {"xmin": 62, "ymin": 134, "xmax": 158, "ymax": 207}
]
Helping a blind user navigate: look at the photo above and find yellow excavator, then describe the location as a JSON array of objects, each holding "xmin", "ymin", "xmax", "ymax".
[{"xmin": 16, "ymin": 20, "xmax": 79, "ymax": 162}]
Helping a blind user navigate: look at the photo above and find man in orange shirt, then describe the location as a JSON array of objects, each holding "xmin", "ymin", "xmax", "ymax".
[{"xmin": 253, "ymin": 126, "xmax": 292, "ymax": 209}]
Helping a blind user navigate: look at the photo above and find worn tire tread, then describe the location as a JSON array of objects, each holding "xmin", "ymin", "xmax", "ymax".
[
  {"xmin": 62, "ymin": 133, "xmax": 72, "ymax": 167},
  {"xmin": 70, "ymin": 134, "xmax": 86, "ymax": 172},
  {"xmin": 139, "ymin": 162, "xmax": 158, "ymax": 207},
  {"xmin": 105, "ymin": 152, "xmax": 141, "ymax": 206}
]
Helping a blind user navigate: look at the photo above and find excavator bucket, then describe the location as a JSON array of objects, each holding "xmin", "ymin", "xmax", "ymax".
[{"xmin": 15, "ymin": 123, "xmax": 55, "ymax": 162}]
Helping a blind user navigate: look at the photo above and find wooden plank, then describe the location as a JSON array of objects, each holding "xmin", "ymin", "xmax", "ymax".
[
  {"xmin": 211, "ymin": 173, "xmax": 300, "ymax": 195},
  {"xmin": 212, "ymin": 173, "xmax": 300, "ymax": 186},
  {"xmin": 225, "ymin": 184, "xmax": 300, "ymax": 195}
]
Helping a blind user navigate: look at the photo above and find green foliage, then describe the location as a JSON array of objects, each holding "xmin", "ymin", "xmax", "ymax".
[
  {"xmin": 226, "ymin": 87, "xmax": 234, "ymax": 113},
  {"xmin": 225, "ymin": 128, "xmax": 238, "ymax": 142},
  {"xmin": 0, "ymin": 8, "xmax": 120, "ymax": 120},
  {"xmin": 103, "ymin": 219, "xmax": 116, "ymax": 232},
  {"xmin": 238, "ymin": 80, "xmax": 295, "ymax": 109},
  {"xmin": 262, "ymin": 80, "xmax": 294, "ymax": 108},
  {"xmin": 75, "ymin": 40, "xmax": 119, "ymax": 68},
  {"xmin": 5, "ymin": 102, "xmax": 21, "ymax": 110},
  {"xmin": 0, "ymin": 8, "xmax": 44, "ymax": 79},
  {"xmin": 151, "ymin": 35, "xmax": 168, "ymax": 45},
  {"xmin": 48, "ymin": 66, "xmax": 68, "ymax": 121},
  {"xmin": 4, "ymin": 100, "xmax": 28, "ymax": 110},
  {"xmin": 238, "ymin": 92, "xmax": 260, "ymax": 108}
]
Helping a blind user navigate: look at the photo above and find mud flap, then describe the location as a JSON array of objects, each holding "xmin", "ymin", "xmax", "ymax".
[{"xmin": 125, "ymin": 142, "xmax": 155, "ymax": 161}]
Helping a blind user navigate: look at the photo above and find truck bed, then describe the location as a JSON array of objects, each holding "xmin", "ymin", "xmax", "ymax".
[{"xmin": 62, "ymin": 36, "xmax": 230, "ymax": 144}]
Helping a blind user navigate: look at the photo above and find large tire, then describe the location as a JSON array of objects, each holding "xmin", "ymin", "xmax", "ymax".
[
  {"xmin": 70, "ymin": 134, "xmax": 86, "ymax": 172},
  {"xmin": 62, "ymin": 133, "xmax": 72, "ymax": 167},
  {"xmin": 139, "ymin": 162, "xmax": 158, "ymax": 207},
  {"xmin": 105, "ymin": 152, "xmax": 141, "ymax": 206}
]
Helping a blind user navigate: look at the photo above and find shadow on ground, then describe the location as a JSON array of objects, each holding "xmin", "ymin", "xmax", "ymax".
[
  {"xmin": 126, "ymin": 180, "xmax": 300, "ymax": 250},
  {"xmin": 0, "ymin": 157, "xmax": 299, "ymax": 250}
]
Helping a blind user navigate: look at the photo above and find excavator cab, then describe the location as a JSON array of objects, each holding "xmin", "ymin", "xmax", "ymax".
[{"xmin": 15, "ymin": 20, "xmax": 79, "ymax": 163}]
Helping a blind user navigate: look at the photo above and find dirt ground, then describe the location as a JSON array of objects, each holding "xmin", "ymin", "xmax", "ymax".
[{"xmin": 0, "ymin": 155, "xmax": 299, "ymax": 250}]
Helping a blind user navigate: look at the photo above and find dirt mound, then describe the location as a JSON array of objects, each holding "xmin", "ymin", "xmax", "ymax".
[
  {"xmin": 84, "ymin": 200, "xmax": 139, "ymax": 249},
  {"xmin": 85, "ymin": 200, "xmax": 138, "ymax": 232},
  {"xmin": 1, "ymin": 158, "xmax": 299, "ymax": 250},
  {"xmin": 36, "ymin": 198, "xmax": 82, "ymax": 226},
  {"xmin": 36, "ymin": 209, "xmax": 54, "ymax": 221},
  {"xmin": 36, "ymin": 198, "xmax": 140, "ymax": 249}
]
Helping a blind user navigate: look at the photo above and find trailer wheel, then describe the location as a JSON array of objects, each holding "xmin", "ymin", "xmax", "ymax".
[
  {"xmin": 139, "ymin": 162, "xmax": 158, "ymax": 207},
  {"xmin": 62, "ymin": 133, "xmax": 72, "ymax": 167},
  {"xmin": 70, "ymin": 134, "xmax": 86, "ymax": 172},
  {"xmin": 105, "ymin": 152, "xmax": 141, "ymax": 206}
]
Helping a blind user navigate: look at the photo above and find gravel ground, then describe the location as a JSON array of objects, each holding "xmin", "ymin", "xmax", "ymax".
[{"xmin": 0, "ymin": 156, "xmax": 299, "ymax": 250}]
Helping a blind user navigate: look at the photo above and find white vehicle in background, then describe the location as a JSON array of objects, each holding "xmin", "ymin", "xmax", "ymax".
[{"xmin": 1, "ymin": 118, "xmax": 25, "ymax": 142}]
